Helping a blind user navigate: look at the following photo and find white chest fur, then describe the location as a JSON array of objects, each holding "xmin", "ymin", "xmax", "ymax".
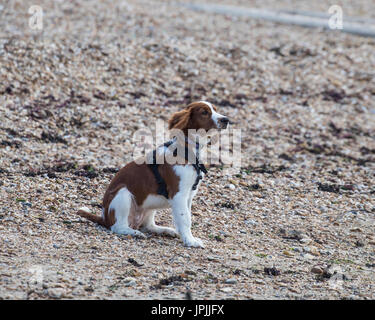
[{"xmin": 173, "ymin": 165, "xmax": 202, "ymax": 197}]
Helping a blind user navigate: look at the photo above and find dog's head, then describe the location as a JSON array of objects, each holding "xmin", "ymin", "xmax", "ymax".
[{"xmin": 168, "ymin": 101, "xmax": 229, "ymax": 134}]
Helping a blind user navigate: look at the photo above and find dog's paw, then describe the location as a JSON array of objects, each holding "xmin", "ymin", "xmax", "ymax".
[
  {"xmin": 133, "ymin": 230, "xmax": 147, "ymax": 239},
  {"xmin": 184, "ymin": 237, "xmax": 205, "ymax": 248}
]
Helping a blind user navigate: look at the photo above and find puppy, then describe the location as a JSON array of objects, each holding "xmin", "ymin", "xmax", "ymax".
[{"xmin": 77, "ymin": 101, "xmax": 229, "ymax": 247}]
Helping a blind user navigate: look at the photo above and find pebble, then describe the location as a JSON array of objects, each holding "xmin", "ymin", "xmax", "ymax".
[
  {"xmin": 311, "ymin": 266, "xmax": 324, "ymax": 274},
  {"xmin": 207, "ymin": 256, "xmax": 221, "ymax": 262},
  {"xmin": 283, "ymin": 250, "xmax": 294, "ymax": 257},
  {"xmin": 254, "ymin": 279, "xmax": 265, "ymax": 284},
  {"xmin": 225, "ymin": 278, "xmax": 237, "ymax": 284},
  {"xmin": 72, "ymin": 288, "xmax": 85, "ymax": 296},
  {"xmin": 303, "ymin": 253, "xmax": 315, "ymax": 259},
  {"xmin": 310, "ymin": 247, "xmax": 320, "ymax": 256},
  {"xmin": 21, "ymin": 202, "xmax": 32, "ymax": 207},
  {"xmin": 48, "ymin": 288, "xmax": 66, "ymax": 299},
  {"xmin": 125, "ymin": 280, "xmax": 137, "ymax": 287},
  {"xmin": 300, "ymin": 238, "xmax": 312, "ymax": 244},
  {"xmin": 124, "ymin": 277, "xmax": 137, "ymax": 287},
  {"xmin": 228, "ymin": 179, "xmax": 238, "ymax": 185},
  {"xmin": 319, "ymin": 206, "xmax": 327, "ymax": 213},
  {"xmin": 245, "ymin": 219, "xmax": 258, "ymax": 226},
  {"xmin": 320, "ymin": 249, "xmax": 334, "ymax": 255}
]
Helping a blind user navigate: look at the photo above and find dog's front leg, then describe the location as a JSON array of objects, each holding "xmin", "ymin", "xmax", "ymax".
[{"xmin": 171, "ymin": 195, "xmax": 204, "ymax": 248}]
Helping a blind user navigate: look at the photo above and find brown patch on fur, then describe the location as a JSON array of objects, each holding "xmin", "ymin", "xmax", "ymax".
[
  {"xmin": 77, "ymin": 208, "xmax": 107, "ymax": 227},
  {"xmin": 100, "ymin": 161, "xmax": 180, "ymax": 229},
  {"xmin": 106, "ymin": 208, "xmax": 116, "ymax": 228},
  {"xmin": 168, "ymin": 109, "xmax": 190, "ymax": 132},
  {"xmin": 168, "ymin": 101, "xmax": 218, "ymax": 134},
  {"xmin": 103, "ymin": 162, "xmax": 158, "ymax": 209}
]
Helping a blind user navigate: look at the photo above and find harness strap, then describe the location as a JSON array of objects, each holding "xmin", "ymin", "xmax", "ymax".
[
  {"xmin": 148, "ymin": 138, "xmax": 207, "ymax": 198},
  {"xmin": 191, "ymin": 140, "xmax": 207, "ymax": 190},
  {"xmin": 148, "ymin": 150, "xmax": 169, "ymax": 198}
]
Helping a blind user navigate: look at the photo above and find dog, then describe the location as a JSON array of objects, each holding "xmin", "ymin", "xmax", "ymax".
[{"xmin": 77, "ymin": 101, "xmax": 229, "ymax": 247}]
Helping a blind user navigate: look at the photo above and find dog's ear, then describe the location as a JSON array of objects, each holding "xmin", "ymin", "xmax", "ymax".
[{"xmin": 168, "ymin": 108, "xmax": 190, "ymax": 130}]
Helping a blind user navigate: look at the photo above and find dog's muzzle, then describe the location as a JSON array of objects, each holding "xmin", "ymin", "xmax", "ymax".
[{"xmin": 219, "ymin": 117, "xmax": 229, "ymax": 129}]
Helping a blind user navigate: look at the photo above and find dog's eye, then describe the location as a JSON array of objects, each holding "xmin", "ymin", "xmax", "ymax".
[{"xmin": 202, "ymin": 110, "xmax": 208, "ymax": 115}]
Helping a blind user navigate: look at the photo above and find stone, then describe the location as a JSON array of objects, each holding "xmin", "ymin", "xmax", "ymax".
[
  {"xmin": 124, "ymin": 277, "xmax": 137, "ymax": 287},
  {"xmin": 311, "ymin": 266, "xmax": 324, "ymax": 274},
  {"xmin": 283, "ymin": 250, "xmax": 294, "ymax": 257},
  {"xmin": 225, "ymin": 278, "xmax": 237, "ymax": 284},
  {"xmin": 255, "ymin": 279, "xmax": 265, "ymax": 284},
  {"xmin": 310, "ymin": 247, "xmax": 320, "ymax": 256},
  {"xmin": 300, "ymin": 238, "xmax": 312, "ymax": 244},
  {"xmin": 48, "ymin": 288, "xmax": 66, "ymax": 299},
  {"xmin": 225, "ymin": 184, "xmax": 236, "ymax": 190}
]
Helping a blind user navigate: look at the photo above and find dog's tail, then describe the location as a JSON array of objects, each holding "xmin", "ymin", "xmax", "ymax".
[{"xmin": 77, "ymin": 206, "xmax": 107, "ymax": 227}]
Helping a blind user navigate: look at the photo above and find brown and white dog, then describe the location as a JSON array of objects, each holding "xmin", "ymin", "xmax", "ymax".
[{"xmin": 77, "ymin": 101, "xmax": 229, "ymax": 247}]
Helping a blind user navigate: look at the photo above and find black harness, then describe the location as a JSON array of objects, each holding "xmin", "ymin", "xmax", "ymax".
[{"xmin": 148, "ymin": 138, "xmax": 207, "ymax": 199}]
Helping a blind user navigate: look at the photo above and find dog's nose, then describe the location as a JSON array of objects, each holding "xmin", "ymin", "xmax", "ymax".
[{"xmin": 220, "ymin": 117, "xmax": 229, "ymax": 125}]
